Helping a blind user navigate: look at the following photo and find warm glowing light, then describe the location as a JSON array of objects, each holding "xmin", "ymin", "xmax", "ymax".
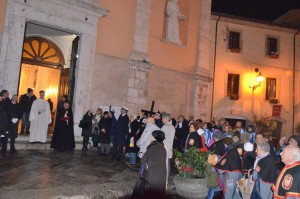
[
  {"xmin": 45, "ymin": 87, "xmax": 58, "ymax": 97},
  {"xmin": 256, "ymin": 73, "xmax": 264, "ymax": 82}
]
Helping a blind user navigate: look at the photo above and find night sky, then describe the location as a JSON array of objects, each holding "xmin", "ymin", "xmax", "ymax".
[{"xmin": 212, "ymin": 0, "xmax": 300, "ymax": 23}]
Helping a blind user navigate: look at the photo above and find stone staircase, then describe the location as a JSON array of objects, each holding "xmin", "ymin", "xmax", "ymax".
[{"xmin": 9, "ymin": 135, "xmax": 85, "ymax": 150}]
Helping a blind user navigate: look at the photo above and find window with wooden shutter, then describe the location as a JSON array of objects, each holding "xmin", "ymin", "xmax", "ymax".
[
  {"xmin": 266, "ymin": 78, "xmax": 277, "ymax": 100},
  {"xmin": 227, "ymin": 73, "xmax": 240, "ymax": 100},
  {"xmin": 228, "ymin": 31, "xmax": 240, "ymax": 52}
]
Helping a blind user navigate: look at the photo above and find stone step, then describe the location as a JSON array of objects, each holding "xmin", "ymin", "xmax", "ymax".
[{"xmin": 8, "ymin": 135, "xmax": 88, "ymax": 150}]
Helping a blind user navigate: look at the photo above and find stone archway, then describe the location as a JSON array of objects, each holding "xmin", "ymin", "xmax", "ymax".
[
  {"xmin": 0, "ymin": 0, "xmax": 107, "ymax": 136},
  {"xmin": 214, "ymin": 108, "xmax": 254, "ymax": 122}
]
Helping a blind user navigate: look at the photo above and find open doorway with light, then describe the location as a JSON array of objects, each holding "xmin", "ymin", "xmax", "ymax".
[{"xmin": 18, "ymin": 22, "xmax": 79, "ymax": 134}]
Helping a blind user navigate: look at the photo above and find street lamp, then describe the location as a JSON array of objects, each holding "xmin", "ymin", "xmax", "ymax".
[{"xmin": 250, "ymin": 68, "xmax": 264, "ymax": 91}]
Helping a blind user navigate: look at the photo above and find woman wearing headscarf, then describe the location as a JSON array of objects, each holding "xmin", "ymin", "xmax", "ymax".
[{"xmin": 132, "ymin": 130, "xmax": 167, "ymax": 198}]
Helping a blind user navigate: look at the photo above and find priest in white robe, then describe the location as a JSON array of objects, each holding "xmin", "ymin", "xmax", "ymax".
[{"xmin": 29, "ymin": 90, "xmax": 51, "ymax": 143}]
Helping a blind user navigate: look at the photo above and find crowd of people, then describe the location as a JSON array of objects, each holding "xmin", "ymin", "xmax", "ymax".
[{"xmin": 1, "ymin": 88, "xmax": 300, "ymax": 199}]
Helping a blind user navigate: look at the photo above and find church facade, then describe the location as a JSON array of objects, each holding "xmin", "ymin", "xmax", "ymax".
[{"xmin": 0, "ymin": 0, "xmax": 213, "ymax": 136}]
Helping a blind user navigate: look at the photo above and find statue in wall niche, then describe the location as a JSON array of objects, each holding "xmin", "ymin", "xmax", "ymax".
[{"xmin": 165, "ymin": 0, "xmax": 185, "ymax": 45}]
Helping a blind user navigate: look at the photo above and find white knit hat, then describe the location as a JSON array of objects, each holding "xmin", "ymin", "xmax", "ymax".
[
  {"xmin": 197, "ymin": 128, "xmax": 204, "ymax": 136},
  {"xmin": 244, "ymin": 142, "xmax": 254, "ymax": 152}
]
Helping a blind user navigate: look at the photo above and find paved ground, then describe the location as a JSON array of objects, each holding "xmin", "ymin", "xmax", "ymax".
[{"xmin": 0, "ymin": 150, "xmax": 181, "ymax": 199}]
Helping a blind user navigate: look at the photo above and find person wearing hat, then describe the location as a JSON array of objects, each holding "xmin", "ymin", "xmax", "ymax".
[
  {"xmin": 29, "ymin": 90, "xmax": 51, "ymax": 143},
  {"xmin": 132, "ymin": 130, "xmax": 167, "ymax": 198},
  {"xmin": 288, "ymin": 135, "xmax": 300, "ymax": 148},
  {"xmin": 242, "ymin": 142, "xmax": 256, "ymax": 171},
  {"xmin": 111, "ymin": 106, "xmax": 130, "ymax": 161},
  {"xmin": 50, "ymin": 100, "xmax": 75, "ymax": 151},
  {"xmin": 231, "ymin": 130, "xmax": 242, "ymax": 147},
  {"xmin": 209, "ymin": 130, "xmax": 226, "ymax": 157},
  {"xmin": 19, "ymin": 88, "xmax": 37, "ymax": 134}
]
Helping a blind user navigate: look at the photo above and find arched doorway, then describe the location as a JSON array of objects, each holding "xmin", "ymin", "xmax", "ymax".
[
  {"xmin": 18, "ymin": 36, "xmax": 67, "ymax": 134},
  {"xmin": 19, "ymin": 36, "xmax": 65, "ymax": 109}
]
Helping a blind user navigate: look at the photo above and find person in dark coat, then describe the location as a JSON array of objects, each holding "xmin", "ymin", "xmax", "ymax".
[
  {"xmin": 0, "ymin": 90, "xmax": 11, "ymax": 154},
  {"xmin": 109, "ymin": 111, "xmax": 117, "ymax": 147},
  {"xmin": 81, "ymin": 110, "xmax": 93, "ymax": 151},
  {"xmin": 19, "ymin": 88, "xmax": 36, "ymax": 134},
  {"xmin": 252, "ymin": 142, "xmax": 278, "ymax": 199},
  {"xmin": 242, "ymin": 142, "xmax": 256, "ymax": 171},
  {"xmin": 8, "ymin": 95, "xmax": 22, "ymax": 153},
  {"xmin": 50, "ymin": 101, "xmax": 75, "ymax": 151},
  {"xmin": 214, "ymin": 138, "xmax": 243, "ymax": 199},
  {"xmin": 111, "ymin": 106, "xmax": 130, "ymax": 161},
  {"xmin": 209, "ymin": 130, "xmax": 226, "ymax": 157},
  {"xmin": 184, "ymin": 122, "xmax": 202, "ymax": 152},
  {"xmin": 57, "ymin": 95, "xmax": 68, "ymax": 112},
  {"xmin": 0, "ymin": 93, "xmax": 9, "ymax": 157},
  {"xmin": 99, "ymin": 111, "xmax": 112, "ymax": 155},
  {"xmin": 154, "ymin": 112, "xmax": 163, "ymax": 128},
  {"xmin": 132, "ymin": 130, "xmax": 167, "ymax": 198},
  {"xmin": 125, "ymin": 115, "xmax": 140, "ymax": 165},
  {"xmin": 173, "ymin": 115, "xmax": 189, "ymax": 152}
]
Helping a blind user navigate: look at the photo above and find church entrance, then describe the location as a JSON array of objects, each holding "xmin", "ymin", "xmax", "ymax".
[{"xmin": 18, "ymin": 23, "xmax": 79, "ymax": 134}]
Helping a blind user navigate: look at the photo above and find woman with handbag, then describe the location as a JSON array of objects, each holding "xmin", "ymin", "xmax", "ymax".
[
  {"xmin": 132, "ymin": 130, "xmax": 167, "ymax": 199},
  {"xmin": 81, "ymin": 110, "xmax": 93, "ymax": 151}
]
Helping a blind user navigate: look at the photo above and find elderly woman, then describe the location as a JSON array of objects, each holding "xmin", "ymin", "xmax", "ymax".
[
  {"xmin": 251, "ymin": 142, "xmax": 278, "ymax": 199},
  {"xmin": 132, "ymin": 130, "xmax": 167, "ymax": 198},
  {"xmin": 184, "ymin": 122, "xmax": 203, "ymax": 152}
]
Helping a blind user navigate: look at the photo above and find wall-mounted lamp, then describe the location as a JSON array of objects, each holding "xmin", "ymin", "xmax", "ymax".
[{"xmin": 249, "ymin": 68, "xmax": 264, "ymax": 91}]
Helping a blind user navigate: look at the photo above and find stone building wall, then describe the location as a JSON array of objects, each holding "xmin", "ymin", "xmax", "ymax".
[{"xmin": 210, "ymin": 15, "xmax": 296, "ymax": 136}]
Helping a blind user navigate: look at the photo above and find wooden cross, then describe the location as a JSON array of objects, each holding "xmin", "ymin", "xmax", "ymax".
[{"xmin": 141, "ymin": 101, "xmax": 156, "ymax": 117}]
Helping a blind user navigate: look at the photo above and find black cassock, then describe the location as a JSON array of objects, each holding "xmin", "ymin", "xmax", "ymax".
[{"xmin": 50, "ymin": 108, "xmax": 75, "ymax": 151}]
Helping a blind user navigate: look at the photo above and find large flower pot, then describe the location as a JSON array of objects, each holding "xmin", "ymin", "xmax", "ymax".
[{"xmin": 173, "ymin": 174, "xmax": 208, "ymax": 199}]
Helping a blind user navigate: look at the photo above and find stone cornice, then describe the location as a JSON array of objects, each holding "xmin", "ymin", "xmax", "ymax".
[
  {"xmin": 193, "ymin": 72, "xmax": 213, "ymax": 82},
  {"xmin": 12, "ymin": 0, "xmax": 108, "ymax": 18},
  {"xmin": 129, "ymin": 59, "xmax": 153, "ymax": 71},
  {"xmin": 211, "ymin": 13, "xmax": 297, "ymax": 34}
]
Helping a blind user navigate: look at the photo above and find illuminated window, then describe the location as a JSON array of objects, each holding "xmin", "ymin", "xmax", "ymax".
[
  {"xmin": 22, "ymin": 37, "xmax": 65, "ymax": 68},
  {"xmin": 227, "ymin": 73, "xmax": 240, "ymax": 100},
  {"xmin": 266, "ymin": 78, "xmax": 277, "ymax": 100}
]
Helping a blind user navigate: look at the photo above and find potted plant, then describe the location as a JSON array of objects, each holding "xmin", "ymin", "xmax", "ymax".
[
  {"xmin": 173, "ymin": 147, "xmax": 208, "ymax": 199},
  {"xmin": 228, "ymin": 93, "xmax": 239, "ymax": 100},
  {"xmin": 268, "ymin": 98, "xmax": 279, "ymax": 104}
]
